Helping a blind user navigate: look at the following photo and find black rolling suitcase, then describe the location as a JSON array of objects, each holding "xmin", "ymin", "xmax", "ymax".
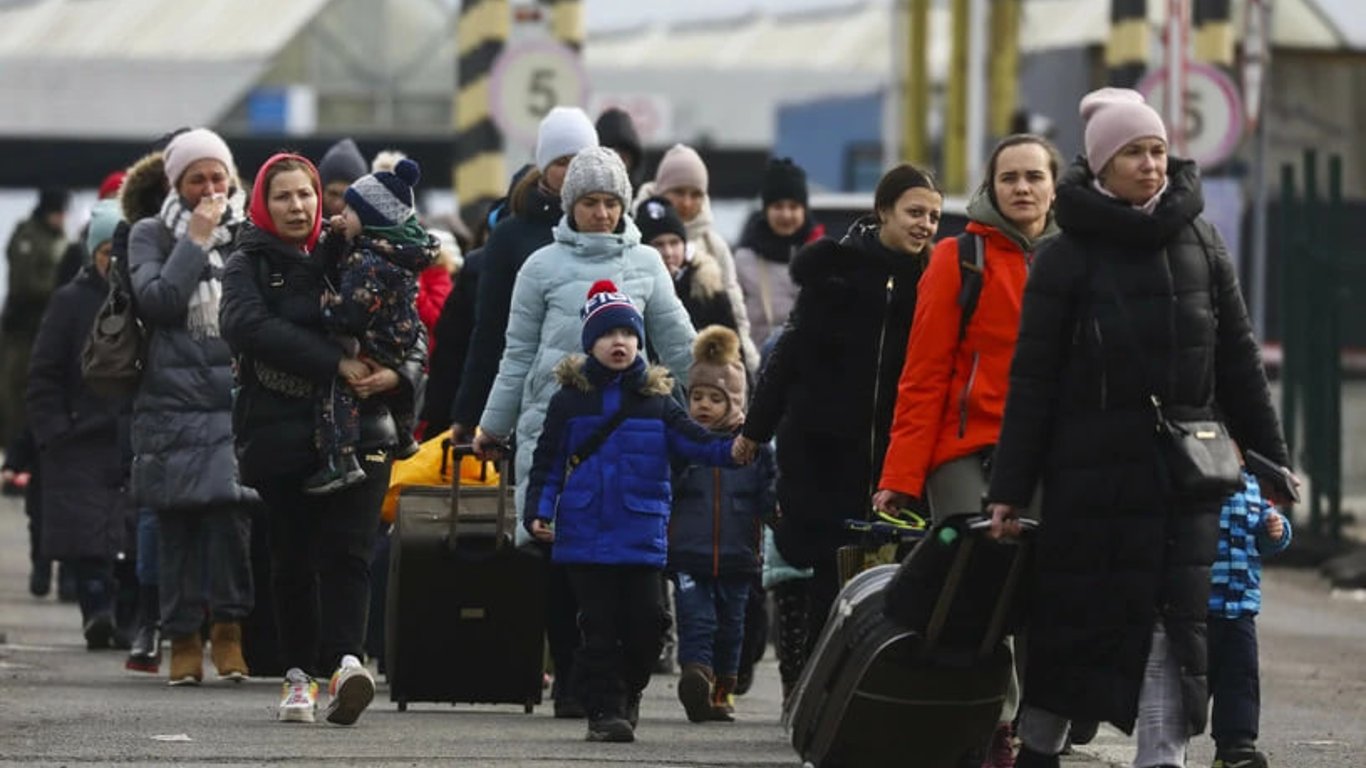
[
  {"xmin": 385, "ymin": 443, "xmax": 546, "ymax": 712},
  {"xmin": 785, "ymin": 515, "xmax": 1033, "ymax": 768}
]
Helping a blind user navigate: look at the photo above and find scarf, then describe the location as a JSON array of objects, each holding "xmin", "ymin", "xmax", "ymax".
[
  {"xmin": 158, "ymin": 190, "xmax": 244, "ymax": 340},
  {"xmin": 1093, "ymin": 176, "xmax": 1170, "ymax": 215}
]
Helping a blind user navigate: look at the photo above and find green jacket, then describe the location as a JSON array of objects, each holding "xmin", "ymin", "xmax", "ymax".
[{"xmin": 2, "ymin": 216, "xmax": 68, "ymax": 336}]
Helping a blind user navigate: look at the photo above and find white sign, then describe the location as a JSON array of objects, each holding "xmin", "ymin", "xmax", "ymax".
[
  {"xmin": 588, "ymin": 93, "xmax": 674, "ymax": 145},
  {"xmin": 489, "ymin": 40, "xmax": 589, "ymax": 150},
  {"xmin": 1138, "ymin": 63, "xmax": 1245, "ymax": 169}
]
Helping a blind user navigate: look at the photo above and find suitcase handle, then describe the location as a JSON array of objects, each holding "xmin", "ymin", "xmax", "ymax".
[
  {"xmin": 446, "ymin": 442, "xmax": 512, "ymax": 551},
  {"xmin": 922, "ymin": 515, "xmax": 1039, "ymax": 657}
]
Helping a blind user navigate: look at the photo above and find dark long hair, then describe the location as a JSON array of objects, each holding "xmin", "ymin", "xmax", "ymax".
[
  {"xmin": 873, "ymin": 164, "xmax": 939, "ymax": 219},
  {"xmin": 977, "ymin": 134, "xmax": 1063, "ymax": 208}
]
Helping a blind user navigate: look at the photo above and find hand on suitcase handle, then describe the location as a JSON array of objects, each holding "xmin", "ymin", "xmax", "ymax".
[{"xmin": 985, "ymin": 503, "xmax": 1025, "ymax": 540}]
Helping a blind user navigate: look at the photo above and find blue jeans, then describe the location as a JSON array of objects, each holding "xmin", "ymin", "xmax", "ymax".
[{"xmin": 672, "ymin": 571, "xmax": 751, "ymax": 676}]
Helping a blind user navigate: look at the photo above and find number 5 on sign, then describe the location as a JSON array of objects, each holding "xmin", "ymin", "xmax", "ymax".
[
  {"xmin": 489, "ymin": 40, "xmax": 589, "ymax": 150},
  {"xmin": 1138, "ymin": 62, "xmax": 1245, "ymax": 170}
]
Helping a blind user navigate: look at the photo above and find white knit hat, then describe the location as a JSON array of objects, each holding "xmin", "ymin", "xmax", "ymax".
[
  {"xmin": 163, "ymin": 128, "xmax": 236, "ymax": 188},
  {"xmin": 534, "ymin": 107, "xmax": 599, "ymax": 172},
  {"xmin": 560, "ymin": 147, "xmax": 633, "ymax": 214}
]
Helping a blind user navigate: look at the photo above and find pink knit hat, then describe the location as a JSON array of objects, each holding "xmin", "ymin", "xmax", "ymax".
[
  {"xmin": 654, "ymin": 144, "xmax": 709, "ymax": 194},
  {"xmin": 1080, "ymin": 88, "xmax": 1168, "ymax": 175},
  {"xmin": 163, "ymin": 128, "xmax": 236, "ymax": 187}
]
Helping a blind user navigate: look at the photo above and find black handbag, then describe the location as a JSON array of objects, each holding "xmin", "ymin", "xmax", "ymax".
[{"xmin": 1101, "ymin": 226, "xmax": 1243, "ymax": 501}]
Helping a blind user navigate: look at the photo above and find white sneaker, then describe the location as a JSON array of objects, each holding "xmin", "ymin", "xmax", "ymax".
[
  {"xmin": 278, "ymin": 668, "xmax": 318, "ymax": 723},
  {"xmin": 324, "ymin": 654, "xmax": 375, "ymax": 726}
]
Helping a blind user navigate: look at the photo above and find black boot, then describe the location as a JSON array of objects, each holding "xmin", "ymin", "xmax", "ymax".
[
  {"xmin": 57, "ymin": 562, "xmax": 78, "ymax": 603},
  {"xmin": 28, "ymin": 559, "xmax": 51, "ymax": 597},
  {"xmin": 125, "ymin": 584, "xmax": 161, "ymax": 673},
  {"xmin": 1015, "ymin": 746, "xmax": 1061, "ymax": 768}
]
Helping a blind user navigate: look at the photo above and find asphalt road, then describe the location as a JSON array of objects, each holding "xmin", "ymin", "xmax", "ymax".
[{"xmin": 0, "ymin": 493, "xmax": 1361, "ymax": 767}]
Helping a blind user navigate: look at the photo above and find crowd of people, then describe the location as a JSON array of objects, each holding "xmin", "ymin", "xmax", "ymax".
[{"xmin": 0, "ymin": 87, "xmax": 1295, "ymax": 768}]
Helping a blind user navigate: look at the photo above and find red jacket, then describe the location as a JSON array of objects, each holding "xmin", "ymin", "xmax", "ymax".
[
  {"xmin": 417, "ymin": 264, "xmax": 452, "ymax": 344},
  {"xmin": 879, "ymin": 220, "xmax": 1032, "ymax": 497}
]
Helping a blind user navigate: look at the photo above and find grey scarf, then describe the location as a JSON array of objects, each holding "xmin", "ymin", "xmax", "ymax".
[{"xmin": 157, "ymin": 190, "xmax": 244, "ymax": 340}]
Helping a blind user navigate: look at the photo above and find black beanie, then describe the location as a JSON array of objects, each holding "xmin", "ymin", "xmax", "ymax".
[
  {"xmin": 595, "ymin": 108, "xmax": 643, "ymax": 175},
  {"xmin": 635, "ymin": 196, "xmax": 686, "ymax": 245},
  {"xmin": 36, "ymin": 188, "xmax": 70, "ymax": 216},
  {"xmin": 761, "ymin": 158, "xmax": 808, "ymax": 207}
]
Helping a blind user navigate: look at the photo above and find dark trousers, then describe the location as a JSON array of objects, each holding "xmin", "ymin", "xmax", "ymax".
[
  {"xmin": 257, "ymin": 450, "xmax": 390, "ymax": 678},
  {"xmin": 673, "ymin": 571, "xmax": 751, "ymax": 676},
  {"xmin": 568, "ymin": 564, "xmax": 668, "ymax": 719},
  {"xmin": 773, "ymin": 578, "xmax": 812, "ymax": 687},
  {"xmin": 545, "ymin": 558, "xmax": 580, "ymax": 702},
  {"xmin": 1207, "ymin": 614, "xmax": 1261, "ymax": 750},
  {"xmin": 157, "ymin": 505, "xmax": 253, "ymax": 638},
  {"xmin": 806, "ymin": 550, "xmax": 841, "ymax": 658}
]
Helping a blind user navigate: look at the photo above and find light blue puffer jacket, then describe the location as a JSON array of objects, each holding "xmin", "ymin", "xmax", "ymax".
[{"xmin": 478, "ymin": 215, "xmax": 697, "ymax": 538}]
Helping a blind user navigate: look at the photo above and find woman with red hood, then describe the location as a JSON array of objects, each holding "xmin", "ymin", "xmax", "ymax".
[{"xmin": 221, "ymin": 153, "xmax": 427, "ymax": 727}]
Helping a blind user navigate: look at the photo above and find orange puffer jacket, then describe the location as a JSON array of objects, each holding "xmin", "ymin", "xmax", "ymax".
[{"xmin": 879, "ymin": 220, "xmax": 1033, "ymax": 497}]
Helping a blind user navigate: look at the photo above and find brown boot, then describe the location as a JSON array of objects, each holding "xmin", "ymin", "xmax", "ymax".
[
  {"xmin": 677, "ymin": 663, "xmax": 714, "ymax": 723},
  {"xmin": 210, "ymin": 621, "xmax": 249, "ymax": 682},
  {"xmin": 710, "ymin": 675, "xmax": 736, "ymax": 721},
  {"xmin": 168, "ymin": 634, "xmax": 203, "ymax": 686}
]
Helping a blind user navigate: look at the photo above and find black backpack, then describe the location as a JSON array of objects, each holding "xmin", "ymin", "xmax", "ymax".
[{"xmin": 954, "ymin": 232, "xmax": 986, "ymax": 342}]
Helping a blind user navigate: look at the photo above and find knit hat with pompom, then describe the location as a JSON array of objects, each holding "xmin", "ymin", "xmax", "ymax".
[
  {"xmin": 688, "ymin": 324, "xmax": 746, "ymax": 428},
  {"xmin": 580, "ymin": 279, "xmax": 644, "ymax": 353},
  {"xmin": 345, "ymin": 157, "xmax": 422, "ymax": 228}
]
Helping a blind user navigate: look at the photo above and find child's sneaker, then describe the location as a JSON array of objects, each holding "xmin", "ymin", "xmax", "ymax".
[
  {"xmin": 304, "ymin": 453, "xmax": 368, "ymax": 495},
  {"xmin": 324, "ymin": 654, "xmax": 375, "ymax": 726},
  {"xmin": 1212, "ymin": 749, "xmax": 1269, "ymax": 768},
  {"xmin": 677, "ymin": 663, "xmax": 714, "ymax": 723},
  {"xmin": 278, "ymin": 668, "xmax": 318, "ymax": 723},
  {"xmin": 585, "ymin": 715, "xmax": 634, "ymax": 743},
  {"xmin": 709, "ymin": 674, "xmax": 736, "ymax": 722}
]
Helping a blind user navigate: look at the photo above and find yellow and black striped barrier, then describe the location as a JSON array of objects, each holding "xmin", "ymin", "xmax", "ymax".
[
  {"xmin": 542, "ymin": 0, "xmax": 583, "ymax": 53},
  {"xmin": 1107, "ymin": 0, "xmax": 1149, "ymax": 88},
  {"xmin": 454, "ymin": 0, "xmax": 510, "ymax": 227},
  {"xmin": 1193, "ymin": 0, "xmax": 1234, "ymax": 67}
]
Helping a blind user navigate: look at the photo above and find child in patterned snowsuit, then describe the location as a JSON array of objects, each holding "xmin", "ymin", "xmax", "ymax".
[{"xmin": 307, "ymin": 158, "xmax": 435, "ymax": 494}]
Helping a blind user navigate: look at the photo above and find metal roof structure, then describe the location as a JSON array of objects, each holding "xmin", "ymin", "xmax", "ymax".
[{"xmin": 0, "ymin": 0, "xmax": 330, "ymax": 136}]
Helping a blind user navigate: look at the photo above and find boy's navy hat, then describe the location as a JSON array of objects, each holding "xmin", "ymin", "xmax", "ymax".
[
  {"xmin": 581, "ymin": 279, "xmax": 644, "ymax": 353},
  {"xmin": 635, "ymin": 196, "xmax": 686, "ymax": 245},
  {"xmin": 345, "ymin": 157, "xmax": 421, "ymax": 228}
]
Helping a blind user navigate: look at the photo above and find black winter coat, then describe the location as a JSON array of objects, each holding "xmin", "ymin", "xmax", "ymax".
[
  {"xmin": 26, "ymin": 266, "xmax": 132, "ymax": 560},
  {"xmin": 743, "ymin": 218, "xmax": 927, "ymax": 567},
  {"xmin": 421, "ymin": 246, "xmax": 484, "ymax": 435},
  {"xmin": 987, "ymin": 158, "xmax": 1288, "ymax": 735},
  {"xmin": 220, "ymin": 225, "xmax": 427, "ymax": 487},
  {"xmin": 451, "ymin": 183, "xmax": 562, "ymax": 427}
]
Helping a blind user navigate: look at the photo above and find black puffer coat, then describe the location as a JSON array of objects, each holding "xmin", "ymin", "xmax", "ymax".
[
  {"xmin": 987, "ymin": 157, "xmax": 1288, "ymax": 735},
  {"xmin": 220, "ymin": 225, "xmax": 427, "ymax": 487},
  {"xmin": 743, "ymin": 218, "xmax": 927, "ymax": 567},
  {"xmin": 26, "ymin": 266, "xmax": 132, "ymax": 560}
]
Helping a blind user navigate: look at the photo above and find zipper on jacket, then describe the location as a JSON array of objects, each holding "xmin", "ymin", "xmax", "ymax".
[
  {"xmin": 1094, "ymin": 318, "xmax": 1107, "ymax": 410},
  {"xmin": 712, "ymin": 468, "xmax": 722, "ymax": 577},
  {"xmin": 957, "ymin": 351, "xmax": 981, "ymax": 438},
  {"xmin": 868, "ymin": 275, "xmax": 896, "ymax": 498}
]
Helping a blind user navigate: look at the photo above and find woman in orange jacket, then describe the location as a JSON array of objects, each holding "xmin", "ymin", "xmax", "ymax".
[{"xmin": 873, "ymin": 134, "xmax": 1061, "ymax": 768}]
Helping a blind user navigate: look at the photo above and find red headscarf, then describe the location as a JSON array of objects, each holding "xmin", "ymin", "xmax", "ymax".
[{"xmin": 249, "ymin": 152, "xmax": 323, "ymax": 252}]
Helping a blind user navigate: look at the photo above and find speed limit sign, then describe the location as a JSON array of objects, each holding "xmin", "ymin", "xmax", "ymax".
[
  {"xmin": 1138, "ymin": 63, "xmax": 1245, "ymax": 169},
  {"xmin": 489, "ymin": 40, "xmax": 589, "ymax": 149}
]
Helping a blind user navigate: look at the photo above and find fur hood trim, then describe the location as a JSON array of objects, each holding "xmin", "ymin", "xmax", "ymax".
[
  {"xmin": 686, "ymin": 249, "xmax": 724, "ymax": 301},
  {"xmin": 120, "ymin": 151, "xmax": 169, "ymax": 224},
  {"xmin": 554, "ymin": 354, "xmax": 675, "ymax": 396}
]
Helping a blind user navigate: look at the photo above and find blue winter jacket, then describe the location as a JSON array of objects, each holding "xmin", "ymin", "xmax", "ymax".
[
  {"xmin": 1210, "ymin": 470, "xmax": 1293, "ymax": 619},
  {"xmin": 668, "ymin": 437, "xmax": 775, "ymax": 577},
  {"xmin": 526, "ymin": 354, "xmax": 736, "ymax": 568}
]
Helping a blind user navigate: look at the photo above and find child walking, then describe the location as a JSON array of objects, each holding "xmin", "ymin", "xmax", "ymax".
[
  {"xmin": 1208, "ymin": 469, "xmax": 1291, "ymax": 768},
  {"xmin": 668, "ymin": 325, "xmax": 776, "ymax": 722},
  {"xmin": 309, "ymin": 158, "xmax": 436, "ymax": 493},
  {"xmin": 524, "ymin": 281, "xmax": 741, "ymax": 743}
]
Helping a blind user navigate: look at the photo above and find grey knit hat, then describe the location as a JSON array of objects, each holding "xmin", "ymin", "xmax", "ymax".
[{"xmin": 560, "ymin": 147, "xmax": 633, "ymax": 214}]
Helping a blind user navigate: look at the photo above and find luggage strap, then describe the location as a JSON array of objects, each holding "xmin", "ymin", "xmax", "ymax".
[
  {"xmin": 978, "ymin": 536, "xmax": 1029, "ymax": 658},
  {"xmin": 924, "ymin": 535, "xmax": 974, "ymax": 653}
]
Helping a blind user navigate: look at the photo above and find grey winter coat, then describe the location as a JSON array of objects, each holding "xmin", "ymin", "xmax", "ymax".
[{"xmin": 128, "ymin": 215, "xmax": 255, "ymax": 510}]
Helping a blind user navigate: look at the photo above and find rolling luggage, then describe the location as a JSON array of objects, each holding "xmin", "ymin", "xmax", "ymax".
[
  {"xmin": 385, "ymin": 443, "xmax": 546, "ymax": 712},
  {"xmin": 785, "ymin": 515, "xmax": 1033, "ymax": 768}
]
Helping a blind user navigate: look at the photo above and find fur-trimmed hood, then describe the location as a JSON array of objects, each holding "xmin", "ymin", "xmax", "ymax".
[
  {"xmin": 553, "ymin": 354, "xmax": 675, "ymax": 396},
  {"xmin": 683, "ymin": 249, "xmax": 724, "ymax": 300},
  {"xmin": 119, "ymin": 151, "xmax": 170, "ymax": 224}
]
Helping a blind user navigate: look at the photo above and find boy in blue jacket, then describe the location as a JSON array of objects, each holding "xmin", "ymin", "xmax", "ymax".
[
  {"xmin": 668, "ymin": 325, "xmax": 776, "ymax": 723},
  {"xmin": 525, "ymin": 280, "xmax": 740, "ymax": 744},
  {"xmin": 1208, "ymin": 469, "xmax": 1291, "ymax": 768}
]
